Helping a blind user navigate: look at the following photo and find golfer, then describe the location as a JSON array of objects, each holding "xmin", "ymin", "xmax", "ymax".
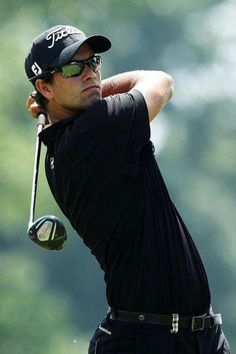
[{"xmin": 25, "ymin": 25, "xmax": 230, "ymax": 353}]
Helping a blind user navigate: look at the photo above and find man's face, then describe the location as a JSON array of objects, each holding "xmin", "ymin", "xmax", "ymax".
[{"xmin": 47, "ymin": 43, "xmax": 102, "ymax": 116}]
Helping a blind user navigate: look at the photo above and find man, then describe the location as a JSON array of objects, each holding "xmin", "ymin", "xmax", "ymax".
[{"xmin": 25, "ymin": 25, "xmax": 230, "ymax": 353}]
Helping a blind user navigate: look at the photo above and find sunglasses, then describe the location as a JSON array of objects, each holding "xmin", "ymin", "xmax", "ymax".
[{"xmin": 51, "ymin": 55, "xmax": 102, "ymax": 78}]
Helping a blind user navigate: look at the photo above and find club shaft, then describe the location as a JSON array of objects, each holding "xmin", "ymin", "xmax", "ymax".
[{"xmin": 28, "ymin": 114, "xmax": 46, "ymax": 228}]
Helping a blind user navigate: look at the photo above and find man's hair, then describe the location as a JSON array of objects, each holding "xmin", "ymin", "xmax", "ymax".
[{"xmin": 33, "ymin": 75, "xmax": 54, "ymax": 110}]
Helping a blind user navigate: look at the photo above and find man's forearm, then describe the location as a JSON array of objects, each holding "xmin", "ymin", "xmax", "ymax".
[
  {"xmin": 101, "ymin": 71, "xmax": 144, "ymax": 98},
  {"xmin": 101, "ymin": 70, "xmax": 174, "ymax": 122}
]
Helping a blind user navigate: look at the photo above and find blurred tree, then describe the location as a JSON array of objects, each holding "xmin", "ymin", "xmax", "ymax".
[
  {"xmin": 158, "ymin": 1, "xmax": 236, "ymax": 347},
  {"xmin": 0, "ymin": 252, "xmax": 89, "ymax": 354}
]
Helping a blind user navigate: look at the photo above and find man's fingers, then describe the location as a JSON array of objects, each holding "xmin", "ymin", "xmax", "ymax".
[
  {"xmin": 26, "ymin": 94, "xmax": 42, "ymax": 119},
  {"xmin": 26, "ymin": 95, "xmax": 34, "ymax": 108}
]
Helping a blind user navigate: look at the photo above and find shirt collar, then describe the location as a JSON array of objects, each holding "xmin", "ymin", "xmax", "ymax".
[{"xmin": 39, "ymin": 116, "xmax": 77, "ymax": 147}]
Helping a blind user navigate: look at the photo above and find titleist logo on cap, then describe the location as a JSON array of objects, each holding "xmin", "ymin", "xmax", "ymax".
[{"xmin": 46, "ymin": 26, "xmax": 85, "ymax": 49}]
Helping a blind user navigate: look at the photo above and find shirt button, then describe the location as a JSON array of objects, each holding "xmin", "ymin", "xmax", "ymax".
[{"xmin": 138, "ymin": 314, "xmax": 145, "ymax": 321}]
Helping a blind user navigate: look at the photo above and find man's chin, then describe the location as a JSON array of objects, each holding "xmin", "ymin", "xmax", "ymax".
[
  {"xmin": 84, "ymin": 95, "xmax": 101, "ymax": 107},
  {"xmin": 71, "ymin": 96, "xmax": 101, "ymax": 114}
]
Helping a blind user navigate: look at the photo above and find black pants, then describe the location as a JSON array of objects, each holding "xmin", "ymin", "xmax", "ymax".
[{"xmin": 88, "ymin": 316, "xmax": 230, "ymax": 354}]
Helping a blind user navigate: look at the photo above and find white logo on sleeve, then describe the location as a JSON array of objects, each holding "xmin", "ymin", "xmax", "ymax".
[
  {"xmin": 50, "ymin": 157, "xmax": 54, "ymax": 169},
  {"xmin": 31, "ymin": 62, "xmax": 42, "ymax": 76}
]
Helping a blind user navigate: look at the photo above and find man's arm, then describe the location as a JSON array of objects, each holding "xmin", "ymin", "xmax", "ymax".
[{"xmin": 102, "ymin": 70, "xmax": 174, "ymax": 122}]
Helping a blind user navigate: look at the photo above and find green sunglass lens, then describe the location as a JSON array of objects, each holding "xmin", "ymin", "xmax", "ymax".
[
  {"xmin": 62, "ymin": 63, "xmax": 83, "ymax": 78},
  {"xmin": 60, "ymin": 57, "xmax": 101, "ymax": 78},
  {"xmin": 87, "ymin": 60, "xmax": 97, "ymax": 71}
]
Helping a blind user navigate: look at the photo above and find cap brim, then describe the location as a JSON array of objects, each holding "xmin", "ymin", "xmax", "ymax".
[{"xmin": 51, "ymin": 35, "xmax": 111, "ymax": 68}]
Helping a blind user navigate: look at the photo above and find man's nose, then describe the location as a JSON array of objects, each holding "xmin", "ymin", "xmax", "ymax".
[{"xmin": 82, "ymin": 64, "xmax": 97, "ymax": 79}]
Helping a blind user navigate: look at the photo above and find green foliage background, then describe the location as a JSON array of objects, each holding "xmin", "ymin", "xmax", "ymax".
[{"xmin": 0, "ymin": 0, "xmax": 235, "ymax": 353}]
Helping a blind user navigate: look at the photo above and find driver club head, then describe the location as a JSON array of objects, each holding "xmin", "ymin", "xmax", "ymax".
[{"xmin": 27, "ymin": 215, "xmax": 67, "ymax": 250}]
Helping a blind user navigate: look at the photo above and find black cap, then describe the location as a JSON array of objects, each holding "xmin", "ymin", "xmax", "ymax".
[{"xmin": 25, "ymin": 25, "xmax": 111, "ymax": 82}]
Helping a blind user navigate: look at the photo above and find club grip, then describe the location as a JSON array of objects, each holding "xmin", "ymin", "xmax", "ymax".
[{"xmin": 37, "ymin": 113, "xmax": 46, "ymax": 127}]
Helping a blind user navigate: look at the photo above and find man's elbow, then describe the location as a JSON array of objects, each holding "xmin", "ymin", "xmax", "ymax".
[
  {"xmin": 158, "ymin": 71, "xmax": 174, "ymax": 102},
  {"xmin": 148, "ymin": 72, "xmax": 174, "ymax": 121},
  {"xmin": 167, "ymin": 74, "xmax": 174, "ymax": 100}
]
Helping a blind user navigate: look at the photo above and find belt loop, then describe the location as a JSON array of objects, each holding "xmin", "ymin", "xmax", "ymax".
[{"xmin": 170, "ymin": 314, "xmax": 179, "ymax": 334}]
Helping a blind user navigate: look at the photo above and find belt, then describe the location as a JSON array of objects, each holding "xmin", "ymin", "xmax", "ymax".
[{"xmin": 109, "ymin": 309, "xmax": 222, "ymax": 333}]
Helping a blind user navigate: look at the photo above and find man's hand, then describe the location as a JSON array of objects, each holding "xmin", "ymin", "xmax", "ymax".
[
  {"xmin": 26, "ymin": 94, "xmax": 41, "ymax": 119},
  {"xmin": 26, "ymin": 92, "xmax": 49, "ymax": 123}
]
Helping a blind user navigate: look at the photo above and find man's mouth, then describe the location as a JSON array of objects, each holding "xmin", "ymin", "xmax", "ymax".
[{"xmin": 83, "ymin": 85, "xmax": 100, "ymax": 93}]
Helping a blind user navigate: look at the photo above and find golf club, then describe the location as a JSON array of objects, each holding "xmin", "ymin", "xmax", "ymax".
[{"xmin": 27, "ymin": 113, "xmax": 67, "ymax": 250}]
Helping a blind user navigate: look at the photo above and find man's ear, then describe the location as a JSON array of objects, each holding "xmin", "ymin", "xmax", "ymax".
[{"xmin": 35, "ymin": 79, "xmax": 53, "ymax": 101}]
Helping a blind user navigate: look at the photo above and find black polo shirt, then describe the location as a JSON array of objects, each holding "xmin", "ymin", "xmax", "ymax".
[{"xmin": 40, "ymin": 89, "xmax": 211, "ymax": 316}]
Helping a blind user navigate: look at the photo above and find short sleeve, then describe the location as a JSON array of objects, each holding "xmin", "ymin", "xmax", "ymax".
[{"xmin": 77, "ymin": 89, "xmax": 150, "ymax": 161}]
